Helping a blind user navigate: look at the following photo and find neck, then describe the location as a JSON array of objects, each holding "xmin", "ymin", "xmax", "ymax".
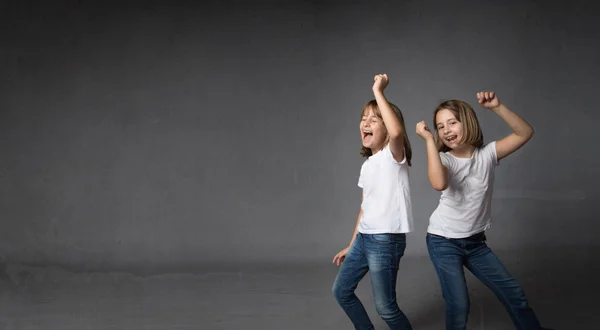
[
  {"xmin": 450, "ymin": 144, "xmax": 475, "ymax": 158},
  {"xmin": 370, "ymin": 142, "xmax": 387, "ymax": 156}
]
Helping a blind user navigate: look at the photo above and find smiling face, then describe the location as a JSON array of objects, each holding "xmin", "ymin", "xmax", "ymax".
[
  {"xmin": 435, "ymin": 109, "xmax": 463, "ymax": 150},
  {"xmin": 360, "ymin": 106, "xmax": 388, "ymax": 153},
  {"xmin": 359, "ymin": 100, "xmax": 413, "ymax": 164},
  {"xmin": 432, "ymin": 99, "xmax": 484, "ymax": 153}
]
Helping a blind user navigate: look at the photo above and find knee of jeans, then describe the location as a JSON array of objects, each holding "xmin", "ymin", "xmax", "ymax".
[
  {"xmin": 375, "ymin": 300, "xmax": 400, "ymax": 319},
  {"xmin": 448, "ymin": 298, "xmax": 470, "ymax": 315},
  {"xmin": 509, "ymin": 294, "xmax": 530, "ymax": 309},
  {"xmin": 332, "ymin": 282, "xmax": 350, "ymax": 301}
]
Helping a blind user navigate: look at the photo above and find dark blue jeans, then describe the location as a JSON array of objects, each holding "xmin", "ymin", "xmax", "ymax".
[
  {"xmin": 426, "ymin": 232, "xmax": 544, "ymax": 330},
  {"xmin": 333, "ymin": 233, "xmax": 413, "ymax": 330}
]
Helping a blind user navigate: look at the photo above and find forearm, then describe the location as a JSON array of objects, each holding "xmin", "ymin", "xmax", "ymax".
[
  {"xmin": 373, "ymin": 90, "xmax": 403, "ymax": 138},
  {"xmin": 491, "ymin": 104, "xmax": 534, "ymax": 138},
  {"xmin": 348, "ymin": 209, "xmax": 362, "ymax": 247},
  {"xmin": 426, "ymin": 138, "xmax": 448, "ymax": 191}
]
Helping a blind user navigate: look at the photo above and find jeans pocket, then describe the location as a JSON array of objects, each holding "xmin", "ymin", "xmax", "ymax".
[
  {"xmin": 370, "ymin": 234, "xmax": 393, "ymax": 244},
  {"xmin": 426, "ymin": 234, "xmax": 452, "ymax": 259}
]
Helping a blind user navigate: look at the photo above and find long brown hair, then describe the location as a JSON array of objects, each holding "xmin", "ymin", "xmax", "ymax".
[
  {"xmin": 360, "ymin": 100, "xmax": 412, "ymax": 166},
  {"xmin": 433, "ymin": 100, "xmax": 483, "ymax": 152}
]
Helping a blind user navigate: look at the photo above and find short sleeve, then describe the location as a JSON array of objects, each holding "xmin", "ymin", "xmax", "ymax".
[
  {"xmin": 439, "ymin": 152, "xmax": 451, "ymax": 168},
  {"xmin": 384, "ymin": 144, "xmax": 406, "ymax": 165},
  {"xmin": 357, "ymin": 161, "xmax": 367, "ymax": 188},
  {"xmin": 484, "ymin": 141, "xmax": 499, "ymax": 166}
]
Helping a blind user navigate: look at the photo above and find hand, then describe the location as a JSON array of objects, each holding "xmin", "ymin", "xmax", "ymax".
[
  {"xmin": 372, "ymin": 73, "xmax": 389, "ymax": 93},
  {"xmin": 332, "ymin": 246, "xmax": 350, "ymax": 266},
  {"xmin": 416, "ymin": 120, "xmax": 434, "ymax": 141},
  {"xmin": 477, "ymin": 91, "xmax": 500, "ymax": 109}
]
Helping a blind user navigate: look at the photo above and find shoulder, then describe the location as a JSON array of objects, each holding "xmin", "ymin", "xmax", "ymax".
[
  {"xmin": 439, "ymin": 151, "xmax": 451, "ymax": 160},
  {"xmin": 359, "ymin": 157, "xmax": 371, "ymax": 175},
  {"xmin": 439, "ymin": 151, "xmax": 452, "ymax": 167},
  {"xmin": 382, "ymin": 144, "xmax": 407, "ymax": 165},
  {"xmin": 482, "ymin": 141, "xmax": 496, "ymax": 152},
  {"xmin": 478, "ymin": 141, "xmax": 499, "ymax": 165},
  {"xmin": 360, "ymin": 158, "xmax": 369, "ymax": 169}
]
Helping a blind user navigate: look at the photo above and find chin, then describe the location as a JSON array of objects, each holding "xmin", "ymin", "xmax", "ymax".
[{"xmin": 443, "ymin": 143, "xmax": 456, "ymax": 150}]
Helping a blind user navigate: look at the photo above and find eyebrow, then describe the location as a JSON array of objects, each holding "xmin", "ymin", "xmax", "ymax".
[{"xmin": 436, "ymin": 118, "xmax": 455, "ymax": 126}]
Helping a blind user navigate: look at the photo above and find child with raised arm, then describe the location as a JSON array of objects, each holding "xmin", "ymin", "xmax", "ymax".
[
  {"xmin": 332, "ymin": 74, "xmax": 414, "ymax": 330},
  {"xmin": 415, "ymin": 92, "xmax": 551, "ymax": 330}
]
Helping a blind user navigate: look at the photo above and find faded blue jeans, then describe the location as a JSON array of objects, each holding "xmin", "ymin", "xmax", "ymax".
[
  {"xmin": 426, "ymin": 232, "xmax": 545, "ymax": 330},
  {"xmin": 333, "ymin": 233, "xmax": 413, "ymax": 330}
]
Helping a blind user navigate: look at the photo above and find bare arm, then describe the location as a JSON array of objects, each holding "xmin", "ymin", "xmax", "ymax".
[
  {"xmin": 333, "ymin": 193, "xmax": 364, "ymax": 265},
  {"xmin": 416, "ymin": 121, "xmax": 448, "ymax": 191},
  {"xmin": 373, "ymin": 74, "xmax": 404, "ymax": 162},
  {"xmin": 347, "ymin": 193, "xmax": 364, "ymax": 247},
  {"xmin": 426, "ymin": 138, "xmax": 448, "ymax": 191},
  {"xmin": 477, "ymin": 92, "xmax": 534, "ymax": 161},
  {"xmin": 491, "ymin": 104, "xmax": 534, "ymax": 161}
]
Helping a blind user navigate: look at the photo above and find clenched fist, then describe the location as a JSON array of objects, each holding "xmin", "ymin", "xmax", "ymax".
[
  {"xmin": 416, "ymin": 120, "xmax": 434, "ymax": 141},
  {"xmin": 477, "ymin": 91, "xmax": 500, "ymax": 109},
  {"xmin": 373, "ymin": 74, "xmax": 389, "ymax": 93}
]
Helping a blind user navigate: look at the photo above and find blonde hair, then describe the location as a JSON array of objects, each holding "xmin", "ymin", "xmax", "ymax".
[
  {"xmin": 433, "ymin": 100, "xmax": 483, "ymax": 152},
  {"xmin": 360, "ymin": 100, "xmax": 412, "ymax": 166}
]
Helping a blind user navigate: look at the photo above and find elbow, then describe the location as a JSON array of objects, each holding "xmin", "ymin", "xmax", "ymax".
[
  {"xmin": 521, "ymin": 129, "xmax": 534, "ymax": 144},
  {"xmin": 523, "ymin": 126, "xmax": 534, "ymax": 140},
  {"xmin": 431, "ymin": 181, "xmax": 448, "ymax": 191},
  {"xmin": 528, "ymin": 127, "xmax": 534, "ymax": 140},
  {"xmin": 429, "ymin": 172, "xmax": 448, "ymax": 191},
  {"xmin": 388, "ymin": 129, "xmax": 404, "ymax": 140},
  {"xmin": 432, "ymin": 184, "xmax": 447, "ymax": 192}
]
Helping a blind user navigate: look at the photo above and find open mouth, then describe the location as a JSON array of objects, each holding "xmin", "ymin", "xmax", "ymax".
[
  {"xmin": 445, "ymin": 135, "xmax": 458, "ymax": 143},
  {"xmin": 362, "ymin": 130, "xmax": 373, "ymax": 139}
]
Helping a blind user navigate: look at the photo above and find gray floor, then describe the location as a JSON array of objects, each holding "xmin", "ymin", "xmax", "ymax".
[{"xmin": 0, "ymin": 247, "xmax": 596, "ymax": 329}]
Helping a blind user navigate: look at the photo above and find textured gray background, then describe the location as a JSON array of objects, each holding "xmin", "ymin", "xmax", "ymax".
[
  {"xmin": 1, "ymin": 0, "xmax": 597, "ymax": 269},
  {"xmin": 0, "ymin": 1, "xmax": 598, "ymax": 328}
]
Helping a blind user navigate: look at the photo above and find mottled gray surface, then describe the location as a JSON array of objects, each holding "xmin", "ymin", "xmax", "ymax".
[{"xmin": 0, "ymin": 0, "xmax": 598, "ymax": 328}]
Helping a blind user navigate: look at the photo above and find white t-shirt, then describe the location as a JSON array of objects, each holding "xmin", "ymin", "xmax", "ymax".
[
  {"xmin": 427, "ymin": 141, "xmax": 499, "ymax": 238},
  {"xmin": 357, "ymin": 144, "xmax": 414, "ymax": 234}
]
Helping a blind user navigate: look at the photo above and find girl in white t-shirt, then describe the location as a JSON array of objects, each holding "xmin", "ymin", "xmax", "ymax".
[
  {"xmin": 416, "ymin": 92, "xmax": 551, "ymax": 330},
  {"xmin": 332, "ymin": 74, "xmax": 414, "ymax": 330}
]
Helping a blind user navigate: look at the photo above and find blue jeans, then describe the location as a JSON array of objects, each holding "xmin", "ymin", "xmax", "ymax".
[
  {"xmin": 333, "ymin": 233, "xmax": 413, "ymax": 330},
  {"xmin": 426, "ymin": 232, "xmax": 544, "ymax": 330}
]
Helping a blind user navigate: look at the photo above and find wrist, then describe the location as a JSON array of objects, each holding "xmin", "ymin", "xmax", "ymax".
[
  {"xmin": 489, "ymin": 103, "xmax": 505, "ymax": 112},
  {"xmin": 372, "ymin": 89, "xmax": 385, "ymax": 97}
]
